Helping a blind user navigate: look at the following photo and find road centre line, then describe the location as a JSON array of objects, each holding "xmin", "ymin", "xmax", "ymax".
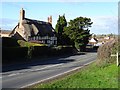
[
  {"xmin": 2, "ymin": 55, "xmax": 86, "ymax": 76},
  {"xmin": 20, "ymin": 60, "xmax": 96, "ymax": 88},
  {"xmin": 8, "ymin": 73, "xmax": 22, "ymax": 77},
  {"xmin": 29, "ymin": 63, "xmax": 63, "ymax": 72},
  {"xmin": 3, "ymin": 63, "xmax": 63, "ymax": 78},
  {"xmin": 2, "ymin": 53, "xmax": 96, "ymax": 78}
]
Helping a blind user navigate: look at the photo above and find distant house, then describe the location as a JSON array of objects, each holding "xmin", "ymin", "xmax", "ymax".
[
  {"xmin": 89, "ymin": 37, "xmax": 98, "ymax": 45},
  {"xmin": 0, "ymin": 30, "xmax": 11, "ymax": 37},
  {"xmin": 9, "ymin": 8, "xmax": 57, "ymax": 46},
  {"xmin": 104, "ymin": 36, "xmax": 110, "ymax": 40}
]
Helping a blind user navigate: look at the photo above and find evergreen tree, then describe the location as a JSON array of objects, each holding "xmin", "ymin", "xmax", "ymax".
[
  {"xmin": 64, "ymin": 17, "xmax": 93, "ymax": 51},
  {"xmin": 55, "ymin": 14, "xmax": 67, "ymax": 45}
]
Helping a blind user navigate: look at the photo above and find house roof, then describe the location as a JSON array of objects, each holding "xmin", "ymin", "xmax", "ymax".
[
  {"xmin": 22, "ymin": 18, "xmax": 55, "ymax": 37},
  {"xmin": 10, "ymin": 18, "xmax": 55, "ymax": 38},
  {"xmin": 89, "ymin": 38, "xmax": 98, "ymax": 43}
]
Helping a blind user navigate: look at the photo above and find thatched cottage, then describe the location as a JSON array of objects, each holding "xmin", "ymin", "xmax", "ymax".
[{"xmin": 9, "ymin": 8, "xmax": 57, "ymax": 45}]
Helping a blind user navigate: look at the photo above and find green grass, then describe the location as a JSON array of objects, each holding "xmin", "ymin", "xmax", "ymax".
[
  {"xmin": 17, "ymin": 40, "xmax": 47, "ymax": 47},
  {"xmin": 34, "ymin": 63, "xmax": 118, "ymax": 88}
]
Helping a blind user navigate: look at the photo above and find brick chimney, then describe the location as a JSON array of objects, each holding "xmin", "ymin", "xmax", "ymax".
[
  {"xmin": 19, "ymin": 8, "xmax": 25, "ymax": 28},
  {"xmin": 48, "ymin": 16, "xmax": 52, "ymax": 25}
]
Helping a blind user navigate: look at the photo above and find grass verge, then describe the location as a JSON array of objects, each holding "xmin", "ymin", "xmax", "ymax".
[{"xmin": 33, "ymin": 63, "xmax": 118, "ymax": 88}]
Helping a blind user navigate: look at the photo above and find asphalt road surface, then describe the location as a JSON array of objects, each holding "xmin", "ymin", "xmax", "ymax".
[{"xmin": 2, "ymin": 52, "xmax": 97, "ymax": 89}]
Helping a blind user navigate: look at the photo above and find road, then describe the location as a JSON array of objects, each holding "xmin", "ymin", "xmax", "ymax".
[{"xmin": 2, "ymin": 52, "xmax": 97, "ymax": 89}]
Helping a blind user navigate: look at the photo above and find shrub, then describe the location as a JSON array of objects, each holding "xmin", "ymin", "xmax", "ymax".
[
  {"xmin": 32, "ymin": 46, "xmax": 49, "ymax": 57},
  {"xmin": 2, "ymin": 47, "xmax": 28, "ymax": 63},
  {"xmin": 97, "ymin": 39, "xmax": 118, "ymax": 66},
  {"xmin": 17, "ymin": 40, "xmax": 47, "ymax": 47},
  {"xmin": 2, "ymin": 43, "xmax": 76, "ymax": 64}
]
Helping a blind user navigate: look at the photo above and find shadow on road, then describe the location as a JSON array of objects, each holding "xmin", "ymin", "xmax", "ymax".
[{"xmin": 2, "ymin": 52, "xmax": 87, "ymax": 72}]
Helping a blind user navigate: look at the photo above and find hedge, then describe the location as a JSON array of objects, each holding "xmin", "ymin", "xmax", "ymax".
[
  {"xmin": 2, "ymin": 37, "xmax": 76, "ymax": 65},
  {"xmin": 2, "ymin": 47, "xmax": 28, "ymax": 63},
  {"xmin": 2, "ymin": 46, "xmax": 76, "ymax": 64},
  {"xmin": 2, "ymin": 37, "xmax": 20, "ymax": 47},
  {"xmin": 97, "ymin": 39, "xmax": 118, "ymax": 66},
  {"xmin": 32, "ymin": 46, "xmax": 49, "ymax": 57}
]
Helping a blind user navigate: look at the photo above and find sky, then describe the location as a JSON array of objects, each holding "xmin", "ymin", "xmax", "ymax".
[{"xmin": 0, "ymin": 1, "xmax": 119, "ymax": 35}]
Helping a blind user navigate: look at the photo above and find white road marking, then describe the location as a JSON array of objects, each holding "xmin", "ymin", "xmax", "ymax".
[
  {"xmin": 20, "ymin": 60, "xmax": 96, "ymax": 88},
  {"xmin": 3, "ymin": 63, "xmax": 63, "ymax": 78},
  {"xmin": 8, "ymin": 73, "xmax": 22, "ymax": 77},
  {"xmin": 8, "ymin": 74, "xmax": 17, "ymax": 77},
  {"xmin": 29, "ymin": 63, "xmax": 63, "ymax": 72},
  {"xmin": 3, "ymin": 54, "xmax": 95, "ymax": 78}
]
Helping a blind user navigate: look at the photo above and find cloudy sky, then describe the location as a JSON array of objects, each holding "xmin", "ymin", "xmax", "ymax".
[{"xmin": 0, "ymin": 0, "xmax": 118, "ymax": 34}]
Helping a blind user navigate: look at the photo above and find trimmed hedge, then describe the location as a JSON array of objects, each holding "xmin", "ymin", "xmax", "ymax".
[
  {"xmin": 32, "ymin": 46, "xmax": 75, "ymax": 57},
  {"xmin": 2, "ymin": 46, "xmax": 75, "ymax": 64},
  {"xmin": 32, "ymin": 46, "xmax": 49, "ymax": 57},
  {"xmin": 2, "ymin": 37, "xmax": 20, "ymax": 47},
  {"xmin": 2, "ymin": 37, "xmax": 76, "ymax": 65},
  {"xmin": 2, "ymin": 47, "xmax": 28, "ymax": 63}
]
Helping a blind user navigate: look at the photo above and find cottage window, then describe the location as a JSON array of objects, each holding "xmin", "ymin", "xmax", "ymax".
[
  {"xmin": 33, "ymin": 36, "xmax": 35, "ymax": 40},
  {"xmin": 47, "ymin": 40, "xmax": 50, "ymax": 44},
  {"xmin": 54, "ymin": 40, "xmax": 56, "ymax": 45},
  {"xmin": 45, "ymin": 40, "xmax": 47, "ymax": 44},
  {"xmin": 39, "ymin": 36, "xmax": 41, "ymax": 40},
  {"xmin": 44, "ymin": 36, "xmax": 47, "ymax": 39},
  {"xmin": 36, "ymin": 36, "xmax": 38, "ymax": 40},
  {"xmin": 46, "ymin": 36, "xmax": 48, "ymax": 39}
]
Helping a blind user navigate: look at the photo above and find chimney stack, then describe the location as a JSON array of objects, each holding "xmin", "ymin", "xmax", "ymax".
[
  {"xmin": 19, "ymin": 8, "xmax": 25, "ymax": 28},
  {"xmin": 48, "ymin": 16, "xmax": 52, "ymax": 25}
]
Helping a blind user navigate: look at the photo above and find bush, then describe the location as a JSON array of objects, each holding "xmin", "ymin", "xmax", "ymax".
[
  {"xmin": 2, "ymin": 43, "xmax": 76, "ymax": 64},
  {"xmin": 32, "ymin": 46, "xmax": 49, "ymax": 57},
  {"xmin": 59, "ymin": 47, "xmax": 74, "ymax": 54},
  {"xmin": 17, "ymin": 40, "xmax": 47, "ymax": 47},
  {"xmin": 2, "ymin": 47, "xmax": 28, "ymax": 63},
  {"xmin": 97, "ymin": 39, "xmax": 118, "ymax": 66}
]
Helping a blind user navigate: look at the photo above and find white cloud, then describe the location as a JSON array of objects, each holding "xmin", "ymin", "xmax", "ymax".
[
  {"xmin": 0, "ymin": 18, "xmax": 18, "ymax": 30},
  {"xmin": 90, "ymin": 16, "xmax": 118, "ymax": 34},
  {"xmin": 0, "ymin": 16, "xmax": 118, "ymax": 34}
]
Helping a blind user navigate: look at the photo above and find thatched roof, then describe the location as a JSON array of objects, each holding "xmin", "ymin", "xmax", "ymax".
[
  {"xmin": 10, "ymin": 18, "xmax": 55, "ymax": 38},
  {"xmin": 22, "ymin": 18, "xmax": 55, "ymax": 37}
]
